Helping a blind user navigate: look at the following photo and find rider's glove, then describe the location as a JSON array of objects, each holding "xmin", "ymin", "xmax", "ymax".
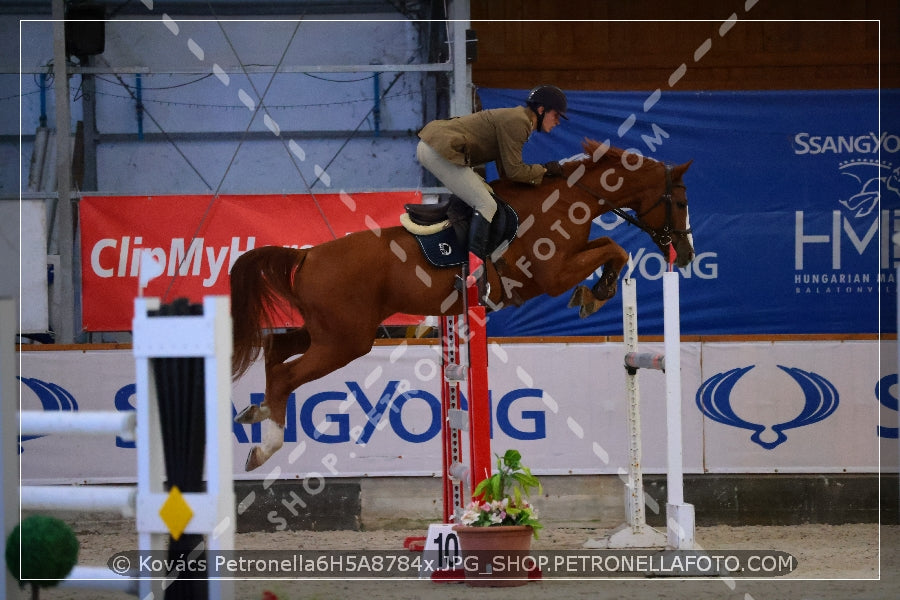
[{"xmin": 543, "ymin": 161, "xmax": 563, "ymax": 177}]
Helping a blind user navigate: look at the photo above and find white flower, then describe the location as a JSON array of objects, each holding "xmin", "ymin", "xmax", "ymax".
[
  {"xmin": 460, "ymin": 509, "xmax": 479, "ymax": 525},
  {"xmin": 459, "ymin": 501, "xmax": 482, "ymax": 526}
]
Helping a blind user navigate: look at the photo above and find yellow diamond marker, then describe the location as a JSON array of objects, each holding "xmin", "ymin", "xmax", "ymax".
[{"xmin": 159, "ymin": 485, "xmax": 194, "ymax": 541}]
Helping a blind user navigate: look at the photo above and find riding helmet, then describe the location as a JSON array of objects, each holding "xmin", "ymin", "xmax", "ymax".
[{"xmin": 526, "ymin": 85, "xmax": 569, "ymax": 120}]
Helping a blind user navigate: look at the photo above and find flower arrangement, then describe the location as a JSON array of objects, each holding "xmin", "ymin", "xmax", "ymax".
[{"xmin": 458, "ymin": 449, "xmax": 543, "ymax": 537}]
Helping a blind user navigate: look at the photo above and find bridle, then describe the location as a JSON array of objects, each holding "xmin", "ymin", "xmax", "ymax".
[{"xmin": 575, "ymin": 164, "xmax": 692, "ymax": 249}]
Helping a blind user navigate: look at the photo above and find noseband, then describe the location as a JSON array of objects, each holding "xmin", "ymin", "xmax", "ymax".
[{"xmin": 576, "ymin": 164, "xmax": 691, "ymax": 248}]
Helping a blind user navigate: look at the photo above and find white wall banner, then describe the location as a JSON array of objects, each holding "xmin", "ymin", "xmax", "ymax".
[
  {"xmin": 12, "ymin": 199, "xmax": 48, "ymax": 333},
  {"xmin": 699, "ymin": 342, "xmax": 882, "ymax": 473},
  {"xmin": 17, "ymin": 340, "xmax": 892, "ymax": 485}
]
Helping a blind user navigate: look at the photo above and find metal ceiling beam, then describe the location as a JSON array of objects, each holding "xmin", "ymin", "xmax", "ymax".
[
  {"xmin": 17, "ymin": 62, "xmax": 453, "ymax": 75},
  {"xmin": 2, "ymin": 1, "xmax": 429, "ymax": 17}
]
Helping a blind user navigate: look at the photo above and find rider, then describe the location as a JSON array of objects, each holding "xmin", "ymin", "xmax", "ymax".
[{"xmin": 416, "ymin": 84, "xmax": 568, "ymax": 296}]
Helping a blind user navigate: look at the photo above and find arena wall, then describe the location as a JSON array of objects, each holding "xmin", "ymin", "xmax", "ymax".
[
  {"xmin": 17, "ymin": 340, "xmax": 898, "ymax": 529},
  {"xmin": 470, "ymin": 1, "xmax": 898, "ymax": 91}
]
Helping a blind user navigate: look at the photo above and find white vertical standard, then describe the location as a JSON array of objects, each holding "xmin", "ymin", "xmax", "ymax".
[
  {"xmin": 663, "ymin": 271, "xmax": 694, "ymax": 549},
  {"xmin": 133, "ymin": 296, "xmax": 235, "ymax": 600},
  {"xmin": 585, "ymin": 274, "xmax": 694, "ymax": 550},
  {"xmin": 1, "ymin": 298, "xmax": 19, "ymax": 599},
  {"xmin": 591, "ymin": 279, "xmax": 667, "ymax": 548}
]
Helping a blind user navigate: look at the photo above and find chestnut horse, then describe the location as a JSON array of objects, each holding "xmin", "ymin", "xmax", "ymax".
[{"xmin": 230, "ymin": 139, "xmax": 694, "ymax": 470}]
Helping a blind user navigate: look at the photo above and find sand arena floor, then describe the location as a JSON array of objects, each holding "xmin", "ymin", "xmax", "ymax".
[{"xmin": 15, "ymin": 522, "xmax": 899, "ymax": 600}]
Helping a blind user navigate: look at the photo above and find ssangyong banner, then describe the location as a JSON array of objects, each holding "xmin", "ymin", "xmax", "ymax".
[
  {"xmin": 79, "ymin": 192, "xmax": 422, "ymax": 331},
  {"xmin": 478, "ymin": 89, "xmax": 900, "ymax": 336},
  {"xmin": 18, "ymin": 340, "xmax": 890, "ymax": 484},
  {"xmin": 80, "ymin": 90, "xmax": 898, "ymax": 336}
]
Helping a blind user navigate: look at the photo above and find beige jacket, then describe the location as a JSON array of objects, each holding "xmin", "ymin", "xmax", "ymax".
[{"xmin": 417, "ymin": 106, "xmax": 547, "ymax": 185}]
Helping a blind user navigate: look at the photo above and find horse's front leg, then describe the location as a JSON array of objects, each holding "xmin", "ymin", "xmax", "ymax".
[
  {"xmin": 235, "ymin": 328, "xmax": 311, "ymax": 425},
  {"xmin": 572, "ymin": 259, "xmax": 627, "ymax": 318},
  {"xmin": 550, "ymin": 238, "xmax": 628, "ymax": 318},
  {"xmin": 590, "ymin": 260, "xmax": 625, "ymax": 302}
]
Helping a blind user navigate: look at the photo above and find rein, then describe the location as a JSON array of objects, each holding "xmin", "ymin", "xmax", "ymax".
[{"xmin": 574, "ymin": 164, "xmax": 691, "ymax": 248}]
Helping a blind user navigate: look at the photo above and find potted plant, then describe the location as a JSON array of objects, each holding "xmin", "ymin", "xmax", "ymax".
[
  {"xmin": 452, "ymin": 449, "xmax": 542, "ymax": 586},
  {"xmin": 6, "ymin": 514, "xmax": 79, "ymax": 599}
]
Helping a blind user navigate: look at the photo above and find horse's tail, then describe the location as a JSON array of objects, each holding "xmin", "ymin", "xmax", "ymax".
[{"xmin": 230, "ymin": 246, "xmax": 307, "ymax": 380}]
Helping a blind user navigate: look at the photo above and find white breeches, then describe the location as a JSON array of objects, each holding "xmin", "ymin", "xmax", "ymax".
[{"xmin": 416, "ymin": 140, "xmax": 497, "ymax": 222}]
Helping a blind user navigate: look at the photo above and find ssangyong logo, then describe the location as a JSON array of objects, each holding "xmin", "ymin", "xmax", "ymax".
[
  {"xmin": 792, "ymin": 132, "xmax": 900, "ymax": 155},
  {"xmin": 17, "ymin": 377, "xmax": 80, "ymax": 451},
  {"xmin": 695, "ymin": 366, "xmax": 839, "ymax": 449}
]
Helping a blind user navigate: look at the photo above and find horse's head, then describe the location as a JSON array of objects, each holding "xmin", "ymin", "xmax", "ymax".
[
  {"xmin": 637, "ymin": 158, "xmax": 694, "ymax": 268},
  {"xmin": 577, "ymin": 140, "xmax": 695, "ymax": 268}
]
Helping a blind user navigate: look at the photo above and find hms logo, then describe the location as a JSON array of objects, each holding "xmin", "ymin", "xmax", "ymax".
[{"xmin": 794, "ymin": 158, "xmax": 900, "ymax": 294}]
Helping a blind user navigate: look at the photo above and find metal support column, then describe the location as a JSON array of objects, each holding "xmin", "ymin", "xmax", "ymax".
[
  {"xmin": 52, "ymin": 0, "xmax": 75, "ymax": 343},
  {"xmin": 81, "ymin": 57, "xmax": 98, "ymax": 191},
  {"xmin": 448, "ymin": 0, "xmax": 472, "ymax": 116}
]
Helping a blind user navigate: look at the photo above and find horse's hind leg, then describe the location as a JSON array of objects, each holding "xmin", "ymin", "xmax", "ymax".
[
  {"xmin": 244, "ymin": 339, "xmax": 372, "ymax": 471},
  {"xmin": 267, "ymin": 327, "xmax": 312, "ymax": 365},
  {"xmin": 235, "ymin": 327, "xmax": 311, "ymax": 425}
]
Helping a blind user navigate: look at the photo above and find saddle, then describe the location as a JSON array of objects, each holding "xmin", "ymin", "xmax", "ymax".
[{"xmin": 400, "ymin": 196, "xmax": 519, "ymax": 268}]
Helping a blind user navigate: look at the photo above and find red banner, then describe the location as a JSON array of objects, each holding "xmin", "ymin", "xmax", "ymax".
[{"xmin": 80, "ymin": 192, "xmax": 423, "ymax": 331}]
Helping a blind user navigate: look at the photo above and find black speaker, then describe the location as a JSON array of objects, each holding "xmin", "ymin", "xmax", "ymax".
[{"xmin": 65, "ymin": 3, "xmax": 105, "ymax": 57}]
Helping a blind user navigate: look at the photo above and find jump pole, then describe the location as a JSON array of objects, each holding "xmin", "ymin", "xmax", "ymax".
[{"xmin": 8, "ymin": 296, "xmax": 234, "ymax": 597}]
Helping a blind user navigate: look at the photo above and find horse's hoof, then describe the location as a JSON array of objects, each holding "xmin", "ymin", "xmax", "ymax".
[
  {"xmin": 591, "ymin": 286, "xmax": 609, "ymax": 302},
  {"xmin": 579, "ymin": 297, "xmax": 607, "ymax": 318},
  {"xmin": 245, "ymin": 447, "xmax": 264, "ymax": 471},
  {"xmin": 591, "ymin": 274, "xmax": 618, "ymax": 302},
  {"xmin": 591, "ymin": 282, "xmax": 617, "ymax": 301},
  {"xmin": 234, "ymin": 404, "xmax": 270, "ymax": 424},
  {"xmin": 567, "ymin": 286, "xmax": 586, "ymax": 309}
]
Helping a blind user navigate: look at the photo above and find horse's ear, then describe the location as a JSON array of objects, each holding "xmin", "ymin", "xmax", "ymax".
[{"xmin": 672, "ymin": 160, "xmax": 693, "ymax": 180}]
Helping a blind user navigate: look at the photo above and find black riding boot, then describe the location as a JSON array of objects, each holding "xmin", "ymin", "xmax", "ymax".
[{"xmin": 466, "ymin": 211, "xmax": 491, "ymax": 302}]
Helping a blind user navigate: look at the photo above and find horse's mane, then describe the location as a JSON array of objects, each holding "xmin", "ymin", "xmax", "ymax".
[
  {"xmin": 557, "ymin": 138, "xmax": 663, "ymax": 177},
  {"xmin": 551, "ymin": 139, "xmax": 627, "ymax": 177},
  {"xmin": 580, "ymin": 138, "xmax": 635, "ymax": 165}
]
